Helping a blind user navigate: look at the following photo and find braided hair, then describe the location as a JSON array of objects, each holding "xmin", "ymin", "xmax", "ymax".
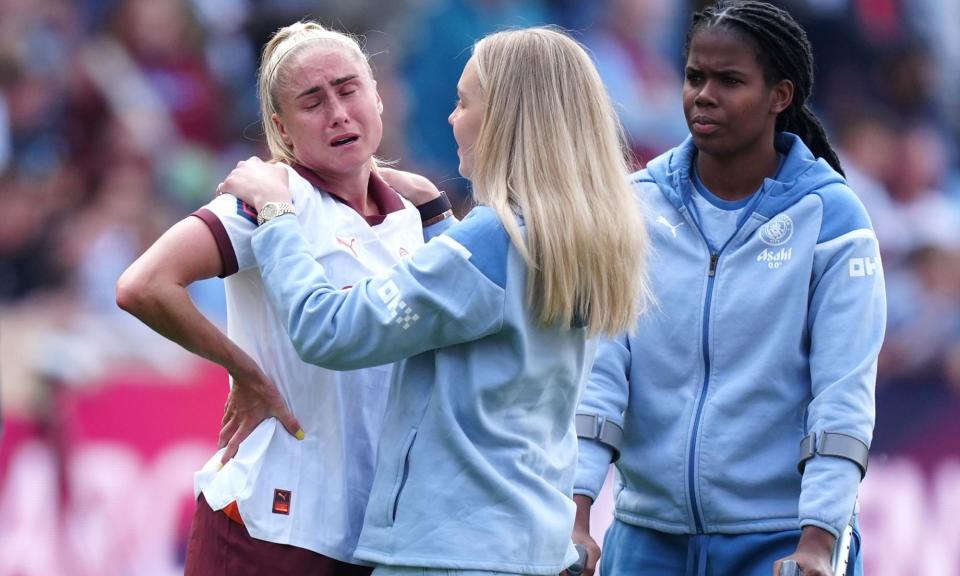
[{"xmin": 684, "ymin": 0, "xmax": 845, "ymax": 176}]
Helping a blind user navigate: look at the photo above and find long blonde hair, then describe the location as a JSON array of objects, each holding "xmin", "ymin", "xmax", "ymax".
[
  {"xmin": 471, "ymin": 27, "xmax": 650, "ymax": 336},
  {"xmin": 257, "ymin": 21, "xmax": 373, "ymax": 164}
]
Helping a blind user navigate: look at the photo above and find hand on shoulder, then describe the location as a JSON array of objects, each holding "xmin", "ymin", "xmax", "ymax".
[
  {"xmin": 378, "ymin": 167, "xmax": 442, "ymax": 206},
  {"xmin": 217, "ymin": 157, "xmax": 291, "ymax": 211}
]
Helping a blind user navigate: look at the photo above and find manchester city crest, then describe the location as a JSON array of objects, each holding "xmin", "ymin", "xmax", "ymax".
[{"xmin": 759, "ymin": 214, "xmax": 794, "ymax": 246}]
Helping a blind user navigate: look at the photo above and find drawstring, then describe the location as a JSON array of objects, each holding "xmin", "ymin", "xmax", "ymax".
[
  {"xmin": 698, "ymin": 535, "xmax": 709, "ymax": 576},
  {"xmin": 685, "ymin": 534, "xmax": 709, "ymax": 576}
]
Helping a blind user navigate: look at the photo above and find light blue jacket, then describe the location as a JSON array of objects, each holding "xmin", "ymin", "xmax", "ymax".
[
  {"xmin": 575, "ymin": 133, "xmax": 886, "ymax": 539},
  {"xmin": 251, "ymin": 207, "xmax": 588, "ymax": 574}
]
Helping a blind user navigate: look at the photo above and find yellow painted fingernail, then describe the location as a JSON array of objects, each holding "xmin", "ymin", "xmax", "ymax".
[
  {"xmin": 217, "ymin": 462, "xmax": 224, "ymax": 471},
  {"xmin": 295, "ymin": 429, "xmax": 305, "ymax": 441}
]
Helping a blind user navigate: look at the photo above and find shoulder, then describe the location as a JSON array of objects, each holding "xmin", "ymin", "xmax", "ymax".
[
  {"xmin": 629, "ymin": 168, "xmax": 656, "ymax": 186},
  {"xmin": 442, "ymin": 206, "xmax": 511, "ymax": 289},
  {"xmin": 628, "ymin": 167, "xmax": 672, "ymax": 211},
  {"xmin": 809, "ymin": 182, "xmax": 874, "ymax": 244},
  {"xmin": 445, "ymin": 205, "xmax": 510, "ymax": 247},
  {"xmin": 198, "ymin": 194, "xmax": 258, "ymax": 227}
]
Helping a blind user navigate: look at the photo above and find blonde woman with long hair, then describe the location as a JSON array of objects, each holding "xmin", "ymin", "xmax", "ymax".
[
  {"xmin": 218, "ymin": 27, "xmax": 649, "ymax": 575},
  {"xmin": 117, "ymin": 20, "xmax": 424, "ymax": 575}
]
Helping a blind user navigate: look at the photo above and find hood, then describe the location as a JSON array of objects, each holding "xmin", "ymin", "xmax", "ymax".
[{"xmin": 642, "ymin": 132, "xmax": 848, "ymax": 218}]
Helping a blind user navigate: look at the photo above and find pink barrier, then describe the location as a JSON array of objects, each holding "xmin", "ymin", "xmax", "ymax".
[{"xmin": 0, "ymin": 363, "xmax": 226, "ymax": 576}]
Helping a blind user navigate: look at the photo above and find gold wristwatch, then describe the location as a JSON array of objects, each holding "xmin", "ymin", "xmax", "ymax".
[{"xmin": 257, "ymin": 201, "xmax": 296, "ymax": 226}]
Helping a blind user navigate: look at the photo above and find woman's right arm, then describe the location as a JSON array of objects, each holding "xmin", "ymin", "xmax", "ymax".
[
  {"xmin": 116, "ymin": 216, "xmax": 301, "ymax": 461},
  {"xmin": 116, "ymin": 216, "xmax": 249, "ymax": 372},
  {"xmin": 569, "ymin": 333, "xmax": 632, "ymax": 576}
]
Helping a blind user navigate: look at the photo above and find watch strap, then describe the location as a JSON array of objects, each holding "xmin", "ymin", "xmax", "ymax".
[{"xmin": 257, "ymin": 202, "xmax": 296, "ymax": 226}]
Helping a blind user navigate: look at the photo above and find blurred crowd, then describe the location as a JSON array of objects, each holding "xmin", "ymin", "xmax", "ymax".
[
  {"xmin": 2, "ymin": 0, "xmax": 960, "ymax": 472},
  {"xmin": 2, "ymin": 1, "xmax": 960, "ymax": 574}
]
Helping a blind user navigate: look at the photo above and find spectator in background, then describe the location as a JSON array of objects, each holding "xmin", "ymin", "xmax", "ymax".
[
  {"xmin": 107, "ymin": 0, "xmax": 225, "ymax": 149},
  {"xmin": 869, "ymin": 121, "xmax": 960, "ymax": 460},
  {"xmin": 399, "ymin": 0, "xmax": 550, "ymax": 209},
  {"xmin": 883, "ymin": 122, "xmax": 960, "ymax": 255},
  {"xmin": 584, "ymin": 0, "xmax": 689, "ymax": 163},
  {"xmin": 833, "ymin": 106, "xmax": 910, "ymax": 260}
]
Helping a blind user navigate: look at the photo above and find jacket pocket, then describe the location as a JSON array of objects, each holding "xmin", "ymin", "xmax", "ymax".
[{"xmin": 389, "ymin": 428, "xmax": 417, "ymax": 524}]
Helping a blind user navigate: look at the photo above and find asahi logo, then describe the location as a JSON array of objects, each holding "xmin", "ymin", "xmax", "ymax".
[{"xmin": 757, "ymin": 247, "xmax": 792, "ymax": 269}]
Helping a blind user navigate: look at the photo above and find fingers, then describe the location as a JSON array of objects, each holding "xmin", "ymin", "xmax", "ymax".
[
  {"xmin": 220, "ymin": 421, "xmax": 249, "ymax": 465},
  {"xmin": 581, "ymin": 543, "xmax": 599, "ymax": 576},
  {"xmin": 221, "ymin": 433, "xmax": 241, "ymax": 466},
  {"xmin": 215, "ymin": 156, "xmax": 268, "ymax": 197},
  {"xmin": 220, "ymin": 417, "xmax": 261, "ymax": 466},
  {"xmin": 275, "ymin": 405, "xmax": 305, "ymax": 441},
  {"xmin": 218, "ymin": 413, "xmax": 238, "ymax": 449},
  {"xmin": 774, "ymin": 559, "xmax": 802, "ymax": 576}
]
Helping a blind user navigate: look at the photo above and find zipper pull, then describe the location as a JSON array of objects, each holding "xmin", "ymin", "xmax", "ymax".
[{"xmin": 708, "ymin": 253, "xmax": 719, "ymax": 277}]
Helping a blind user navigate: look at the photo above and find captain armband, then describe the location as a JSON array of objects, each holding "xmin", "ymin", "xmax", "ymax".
[
  {"xmin": 575, "ymin": 413, "xmax": 624, "ymax": 463},
  {"xmin": 797, "ymin": 432, "xmax": 869, "ymax": 479}
]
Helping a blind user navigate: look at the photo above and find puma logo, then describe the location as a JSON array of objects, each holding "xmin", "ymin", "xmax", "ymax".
[
  {"xmin": 656, "ymin": 215, "xmax": 685, "ymax": 238},
  {"xmin": 336, "ymin": 236, "xmax": 359, "ymax": 258},
  {"xmin": 272, "ymin": 489, "xmax": 291, "ymax": 515}
]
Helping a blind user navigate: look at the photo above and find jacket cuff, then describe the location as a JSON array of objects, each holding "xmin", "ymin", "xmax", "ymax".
[
  {"xmin": 798, "ymin": 455, "xmax": 861, "ymax": 538},
  {"xmin": 574, "ymin": 438, "xmax": 615, "ymax": 500},
  {"xmin": 798, "ymin": 518, "xmax": 840, "ymax": 539}
]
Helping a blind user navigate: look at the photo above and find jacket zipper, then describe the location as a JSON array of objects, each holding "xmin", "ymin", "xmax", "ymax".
[
  {"xmin": 682, "ymin": 178, "xmax": 767, "ymax": 533},
  {"xmin": 390, "ymin": 429, "xmax": 417, "ymax": 524},
  {"xmin": 688, "ymin": 249, "xmax": 718, "ymax": 533}
]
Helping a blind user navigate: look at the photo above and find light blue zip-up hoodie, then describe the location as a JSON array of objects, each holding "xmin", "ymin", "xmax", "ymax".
[
  {"xmin": 575, "ymin": 133, "xmax": 886, "ymax": 539},
  {"xmin": 250, "ymin": 206, "xmax": 588, "ymax": 574}
]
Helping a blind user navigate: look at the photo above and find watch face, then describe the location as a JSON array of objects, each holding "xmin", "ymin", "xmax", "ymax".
[{"xmin": 258, "ymin": 202, "xmax": 294, "ymax": 225}]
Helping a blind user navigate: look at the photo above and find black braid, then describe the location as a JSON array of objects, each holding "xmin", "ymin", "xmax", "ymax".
[{"xmin": 684, "ymin": 1, "xmax": 845, "ymax": 176}]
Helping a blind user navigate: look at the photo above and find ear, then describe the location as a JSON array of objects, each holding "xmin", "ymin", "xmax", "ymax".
[
  {"xmin": 770, "ymin": 79, "xmax": 794, "ymax": 115},
  {"xmin": 376, "ymin": 93, "xmax": 383, "ymax": 115},
  {"xmin": 272, "ymin": 112, "xmax": 293, "ymax": 147}
]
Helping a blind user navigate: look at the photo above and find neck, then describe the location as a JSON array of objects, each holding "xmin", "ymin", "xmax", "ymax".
[
  {"xmin": 695, "ymin": 140, "xmax": 780, "ymax": 202},
  {"xmin": 306, "ymin": 162, "xmax": 376, "ymax": 215}
]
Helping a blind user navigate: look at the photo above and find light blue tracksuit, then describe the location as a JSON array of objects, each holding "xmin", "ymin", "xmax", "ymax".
[
  {"xmin": 575, "ymin": 133, "xmax": 885, "ymax": 574},
  {"xmin": 250, "ymin": 206, "xmax": 588, "ymax": 575}
]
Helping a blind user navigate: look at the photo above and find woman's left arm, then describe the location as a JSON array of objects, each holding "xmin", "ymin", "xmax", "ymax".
[
  {"xmin": 250, "ymin": 208, "xmax": 509, "ymax": 370},
  {"xmin": 220, "ymin": 157, "xmax": 508, "ymax": 370},
  {"xmin": 800, "ymin": 197, "xmax": 886, "ymax": 538}
]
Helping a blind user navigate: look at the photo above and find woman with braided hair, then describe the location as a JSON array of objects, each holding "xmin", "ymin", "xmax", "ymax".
[{"xmin": 570, "ymin": 2, "xmax": 884, "ymax": 575}]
